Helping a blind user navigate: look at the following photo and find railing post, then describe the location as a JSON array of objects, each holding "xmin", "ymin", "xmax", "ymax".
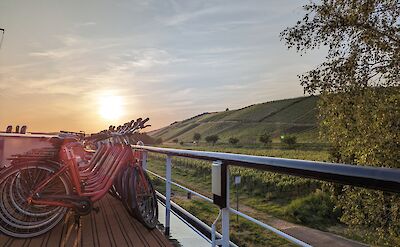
[
  {"xmin": 212, "ymin": 161, "xmax": 230, "ymax": 246},
  {"xmin": 141, "ymin": 151, "xmax": 147, "ymax": 170},
  {"xmin": 165, "ymin": 155, "xmax": 172, "ymax": 236},
  {"xmin": 221, "ymin": 164, "xmax": 230, "ymax": 247}
]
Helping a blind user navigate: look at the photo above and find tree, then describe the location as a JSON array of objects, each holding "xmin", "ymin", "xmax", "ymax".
[
  {"xmin": 205, "ymin": 135, "xmax": 219, "ymax": 145},
  {"xmin": 281, "ymin": 1, "xmax": 400, "ymax": 244},
  {"xmin": 229, "ymin": 137, "xmax": 239, "ymax": 145},
  {"xmin": 280, "ymin": 1, "xmax": 399, "ymax": 95},
  {"xmin": 193, "ymin": 133, "xmax": 201, "ymax": 143},
  {"xmin": 259, "ymin": 133, "xmax": 272, "ymax": 145},
  {"xmin": 281, "ymin": 135, "xmax": 297, "ymax": 149}
]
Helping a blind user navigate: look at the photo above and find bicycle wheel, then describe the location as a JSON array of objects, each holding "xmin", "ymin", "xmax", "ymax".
[
  {"xmin": 109, "ymin": 165, "xmax": 127, "ymax": 200},
  {"xmin": 0, "ymin": 162, "xmax": 71, "ymax": 238},
  {"xmin": 131, "ymin": 167, "xmax": 158, "ymax": 229},
  {"xmin": 121, "ymin": 166, "xmax": 136, "ymax": 216}
]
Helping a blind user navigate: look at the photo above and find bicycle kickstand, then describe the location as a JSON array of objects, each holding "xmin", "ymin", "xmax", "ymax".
[
  {"xmin": 74, "ymin": 214, "xmax": 81, "ymax": 226},
  {"xmin": 73, "ymin": 215, "xmax": 82, "ymax": 247},
  {"xmin": 61, "ymin": 211, "xmax": 82, "ymax": 247}
]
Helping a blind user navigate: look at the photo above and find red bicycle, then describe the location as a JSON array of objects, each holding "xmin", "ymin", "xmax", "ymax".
[{"xmin": 0, "ymin": 118, "xmax": 157, "ymax": 238}]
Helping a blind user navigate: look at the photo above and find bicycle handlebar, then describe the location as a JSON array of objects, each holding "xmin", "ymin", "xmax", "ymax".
[{"xmin": 85, "ymin": 117, "xmax": 151, "ymax": 143}]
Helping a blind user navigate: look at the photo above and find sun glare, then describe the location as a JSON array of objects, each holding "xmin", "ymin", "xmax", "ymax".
[{"xmin": 99, "ymin": 95, "xmax": 124, "ymax": 120}]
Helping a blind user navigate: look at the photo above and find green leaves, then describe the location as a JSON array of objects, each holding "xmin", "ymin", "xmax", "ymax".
[
  {"xmin": 282, "ymin": 1, "xmax": 400, "ymax": 244},
  {"xmin": 280, "ymin": 0, "xmax": 400, "ymax": 94},
  {"xmin": 319, "ymin": 87, "xmax": 400, "ymax": 245}
]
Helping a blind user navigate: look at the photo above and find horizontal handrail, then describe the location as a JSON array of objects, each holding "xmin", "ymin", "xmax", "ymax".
[{"xmin": 132, "ymin": 145, "xmax": 400, "ymax": 193}]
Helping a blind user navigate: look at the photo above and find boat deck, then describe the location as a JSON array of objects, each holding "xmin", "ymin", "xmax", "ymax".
[{"xmin": 0, "ymin": 194, "xmax": 173, "ymax": 247}]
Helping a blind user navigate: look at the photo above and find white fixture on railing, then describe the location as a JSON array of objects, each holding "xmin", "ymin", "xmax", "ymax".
[{"xmin": 211, "ymin": 161, "xmax": 222, "ymax": 196}]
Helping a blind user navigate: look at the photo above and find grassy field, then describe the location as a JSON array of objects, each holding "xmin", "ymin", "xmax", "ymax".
[{"xmin": 149, "ymin": 96, "xmax": 321, "ymax": 144}]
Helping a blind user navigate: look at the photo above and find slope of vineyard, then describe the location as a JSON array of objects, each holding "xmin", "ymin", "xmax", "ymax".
[{"xmin": 150, "ymin": 95, "xmax": 321, "ymax": 144}]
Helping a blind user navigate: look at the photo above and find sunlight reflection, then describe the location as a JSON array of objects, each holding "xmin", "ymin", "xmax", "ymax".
[{"xmin": 98, "ymin": 94, "xmax": 124, "ymax": 120}]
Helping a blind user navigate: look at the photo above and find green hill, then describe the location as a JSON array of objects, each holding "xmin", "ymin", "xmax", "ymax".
[{"xmin": 150, "ymin": 95, "xmax": 321, "ymax": 144}]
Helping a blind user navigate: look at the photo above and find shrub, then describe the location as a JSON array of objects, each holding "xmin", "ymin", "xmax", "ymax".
[
  {"xmin": 285, "ymin": 190, "xmax": 339, "ymax": 229},
  {"xmin": 259, "ymin": 133, "xmax": 272, "ymax": 145},
  {"xmin": 229, "ymin": 137, "xmax": 239, "ymax": 145},
  {"xmin": 205, "ymin": 135, "xmax": 219, "ymax": 145},
  {"xmin": 193, "ymin": 133, "xmax": 201, "ymax": 142},
  {"xmin": 172, "ymin": 138, "xmax": 179, "ymax": 143},
  {"xmin": 281, "ymin": 135, "xmax": 297, "ymax": 148}
]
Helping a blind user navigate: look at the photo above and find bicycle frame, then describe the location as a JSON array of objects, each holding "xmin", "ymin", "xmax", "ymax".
[
  {"xmin": 28, "ymin": 142, "xmax": 139, "ymax": 208},
  {"xmin": 0, "ymin": 118, "xmax": 158, "ymax": 238}
]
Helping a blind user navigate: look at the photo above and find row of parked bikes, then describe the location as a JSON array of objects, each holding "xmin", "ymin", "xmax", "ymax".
[{"xmin": 0, "ymin": 118, "xmax": 157, "ymax": 238}]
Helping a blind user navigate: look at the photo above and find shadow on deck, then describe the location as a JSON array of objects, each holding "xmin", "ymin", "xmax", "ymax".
[{"xmin": 0, "ymin": 195, "xmax": 173, "ymax": 247}]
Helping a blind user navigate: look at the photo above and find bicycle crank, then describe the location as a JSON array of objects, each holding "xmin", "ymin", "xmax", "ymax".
[{"xmin": 72, "ymin": 198, "xmax": 93, "ymax": 216}]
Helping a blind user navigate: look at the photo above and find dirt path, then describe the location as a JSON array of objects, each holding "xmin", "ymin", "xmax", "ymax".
[
  {"xmin": 237, "ymin": 204, "xmax": 368, "ymax": 247},
  {"xmin": 265, "ymin": 216, "xmax": 367, "ymax": 247}
]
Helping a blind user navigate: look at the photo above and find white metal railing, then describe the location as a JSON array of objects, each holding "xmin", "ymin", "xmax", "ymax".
[
  {"xmin": 139, "ymin": 151, "xmax": 312, "ymax": 246},
  {"xmin": 133, "ymin": 144, "xmax": 400, "ymax": 247}
]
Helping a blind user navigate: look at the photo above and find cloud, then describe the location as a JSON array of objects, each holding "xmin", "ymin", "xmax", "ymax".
[
  {"xmin": 87, "ymin": 48, "xmax": 186, "ymax": 87},
  {"xmin": 165, "ymin": 6, "xmax": 223, "ymax": 26},
  {"xmin": 0, "ymin": 61, "xmax": 47, "ymax": 73},
  {"xmin": 28, "ymin": 35, "xmax": 123, "ymax": 60},
  {"xmin": 122, "ymin": 49, "xmax": 180, "ymax": 68},
  {"xmin": 163, "ymin": 2, "xmax": 271, "ymax": 27},
  {"xmin": 221, "ymin": 84, "xmax": 248, "ymax": 90},
  {"xmin": 29, "ymin": 49, "xmax": 85, "ymax": 58},
  {"xmin": 75, "ymin": 22, "xmax": 96, "ymax": 27},
  {"xmin": 59, "ymin": 35, "xmax": 81, "ymax": 46}
]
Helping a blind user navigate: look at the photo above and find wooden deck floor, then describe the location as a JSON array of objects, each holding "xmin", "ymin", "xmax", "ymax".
[{"xmin": 0, "ymin": 195, "xmax": 173, "ymax": 247}]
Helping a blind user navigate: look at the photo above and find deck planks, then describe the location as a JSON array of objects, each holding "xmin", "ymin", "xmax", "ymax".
[{"xmin": 0, "ymin": 195, "xmax": 172, "ymax": 247}]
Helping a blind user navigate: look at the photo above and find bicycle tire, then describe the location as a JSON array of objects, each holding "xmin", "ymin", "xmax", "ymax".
[
  {"xmin": 131, "ymin": 167, "xmax": 158, "ymax": 229},
  {"xmin": 121, "ymin": 166, "xmax": 135, "ymax": 216},
  {"xmin": 110, "ymin": 165, "xmax": 126, "ymax": 200},
  {"xmin": 0, "ymin": 162, "xmax": 71, "ymax": 238}
]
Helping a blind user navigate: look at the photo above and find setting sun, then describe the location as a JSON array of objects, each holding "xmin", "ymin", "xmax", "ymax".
[{"xmin": 99, "ymin": 95, "xmax": 124, "ymax": 120}]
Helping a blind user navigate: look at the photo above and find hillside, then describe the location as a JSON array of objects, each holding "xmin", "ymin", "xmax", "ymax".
[{"xmin": 150, "ymin": 95, "xmax": 321, "ymax": 144}]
